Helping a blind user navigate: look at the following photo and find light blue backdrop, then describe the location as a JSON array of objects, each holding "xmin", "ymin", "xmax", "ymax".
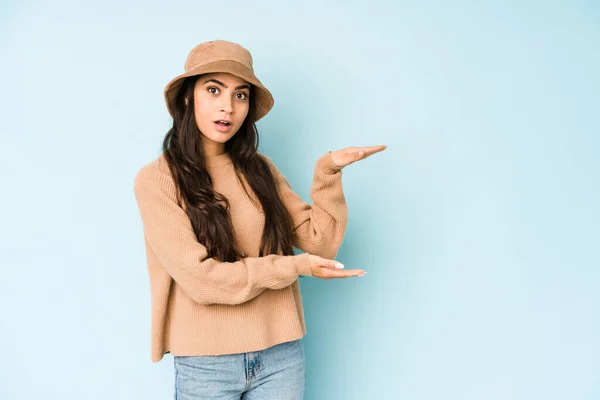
[{"xmin": 1, "ymin": 1, "xmax": 598, "ymax": 399}]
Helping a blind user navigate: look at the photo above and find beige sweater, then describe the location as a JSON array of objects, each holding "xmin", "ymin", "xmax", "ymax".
[{"xmin": 133, "ymin": 150, "xmax": 347, "ymax": 362}]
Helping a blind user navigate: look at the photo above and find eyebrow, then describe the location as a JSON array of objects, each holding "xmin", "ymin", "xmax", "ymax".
[{"xmin": 203, "ymin": 78, "xmax": 250, "ymax": 91}]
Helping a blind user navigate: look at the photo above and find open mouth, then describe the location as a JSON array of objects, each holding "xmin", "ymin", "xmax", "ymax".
[{"xmin": 214, "ymin": 120, "xmax": 231, "ymax": 127}]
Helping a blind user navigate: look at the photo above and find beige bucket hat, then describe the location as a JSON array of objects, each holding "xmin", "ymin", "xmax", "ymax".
[{"xmin": 164, "ymin": 40, "xmax": 274, "ymax": 121}]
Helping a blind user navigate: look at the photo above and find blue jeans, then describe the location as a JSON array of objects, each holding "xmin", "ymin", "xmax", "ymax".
[{"xmin": 173, "ymin": 338, "xmax": 305, "ymax": 399}]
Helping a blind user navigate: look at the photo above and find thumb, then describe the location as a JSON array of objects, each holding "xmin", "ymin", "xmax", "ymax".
[{"xmin": 326, "ymin": 260, "xmax": 345, "ymax": 269}]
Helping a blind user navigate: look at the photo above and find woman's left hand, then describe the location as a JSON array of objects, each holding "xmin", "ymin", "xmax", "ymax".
[{"xmin": 329, "ymin": 145, "xmax": 387, "ymax": 169}]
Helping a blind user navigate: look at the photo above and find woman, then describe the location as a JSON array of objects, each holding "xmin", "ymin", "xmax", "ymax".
[{"xmin": 133, "ymin": 40, "xmax": 386, "ymax": 399}]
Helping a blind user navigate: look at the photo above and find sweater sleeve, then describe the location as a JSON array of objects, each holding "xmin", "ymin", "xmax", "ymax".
[
  {"xmin": 264, "ymin": 151, "xmax": 348, "ymax": 260},
  {"xmin": 133, "ymin": 162, "xmax": 313, "ymax": 306}
]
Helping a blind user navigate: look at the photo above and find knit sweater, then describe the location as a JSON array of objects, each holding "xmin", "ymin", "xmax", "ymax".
[{"xmin": 133, "ymin": 150, "xmax": 347, "ymax": 362}]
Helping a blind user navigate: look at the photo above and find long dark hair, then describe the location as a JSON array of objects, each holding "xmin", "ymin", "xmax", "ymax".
[{"xmin": 162, "ymin": 75, "xmax": 295, "ymax": 262}]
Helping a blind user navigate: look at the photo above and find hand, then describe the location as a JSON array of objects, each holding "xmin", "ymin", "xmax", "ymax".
[
  {"xmin": 308, "ymin": 254, "xmax": 366, "ymax": 280},
  {"xmin": 329, "ymin": 145, "xmax": 387, "ymax": 169}
]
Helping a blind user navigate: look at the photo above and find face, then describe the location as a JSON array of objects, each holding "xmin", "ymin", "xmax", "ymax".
[{"xmin": 188, "ymin": 72, "xmax": 251, "ymax": 156}]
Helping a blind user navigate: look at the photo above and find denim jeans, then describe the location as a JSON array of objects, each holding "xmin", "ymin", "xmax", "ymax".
[{"xmin": 173, "ymin": 338, "xmax": 305, "ymax": 399}]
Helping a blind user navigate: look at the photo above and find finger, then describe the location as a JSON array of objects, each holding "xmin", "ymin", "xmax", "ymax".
[
  {"xmin": 332, "ymin": 269, "xmax": 365, "ymax": 278},
  {"xmin": 357, "ymin": 145, "xmax": 387, "ymax": 157},
  {"xmin": 320, "ymin": 267, "xmax": 365, "ymax": 278},
  {"xmin": 345, "ymin": 146, "xmax": 386, "ymax": 164},
  {"xmin": 342, "ymin": 149, "xmax": 364, "ymax": 164}
]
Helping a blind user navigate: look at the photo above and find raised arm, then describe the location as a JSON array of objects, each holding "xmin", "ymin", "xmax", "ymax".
[
  {"xmin": 263, "ymin": 152, "xmax": 348, "ymax": 260},
  {"xmin": 133, "ymin": 163, "xmax": 312, "ymax": 306}
]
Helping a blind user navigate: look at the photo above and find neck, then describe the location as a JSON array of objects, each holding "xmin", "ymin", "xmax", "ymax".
[
  {"xmin": 204, "ymin": 151, "xmax": 232, "ymax": 168},
  {"xmin": 203, "ymin": 142, "xmax": 226, "ymax": 157}
]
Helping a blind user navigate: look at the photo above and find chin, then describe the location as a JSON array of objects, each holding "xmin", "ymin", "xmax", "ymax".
[{"xmin": 204, "ymin": 132, "xmax": 236, "ymax": 144}]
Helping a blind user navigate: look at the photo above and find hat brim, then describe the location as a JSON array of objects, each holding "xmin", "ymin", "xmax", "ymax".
[{"xmin": 164, "ymin": 60, "xmax": 274, "ymax": 121}]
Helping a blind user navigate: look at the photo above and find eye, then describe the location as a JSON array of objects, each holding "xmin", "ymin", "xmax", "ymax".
[
  {"xmin": 236, "ymin": 92, "xmax": 249, "ymax": 100},
  {"xmin": 207, "ymin": 86, "xmax": 220, "ymax": 95}
]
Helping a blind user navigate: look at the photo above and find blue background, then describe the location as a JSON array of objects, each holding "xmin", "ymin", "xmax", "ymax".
[{"xmin": 1, "ymin": 1, "xmax": 598, "ymax": 399}]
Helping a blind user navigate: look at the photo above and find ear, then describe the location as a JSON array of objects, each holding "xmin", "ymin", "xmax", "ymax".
[{"xmin": 184, "ymin": 97, "xmax": 189, "ymax": 106}]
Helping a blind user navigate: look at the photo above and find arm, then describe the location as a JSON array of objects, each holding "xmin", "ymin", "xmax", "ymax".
[
  {"xmin": 264, "ymin": 152, "xmax": 348, "ymax": 260},
  {"xmin": 133, "ymin": 163, "xmax": 312, "ymax": 306}
]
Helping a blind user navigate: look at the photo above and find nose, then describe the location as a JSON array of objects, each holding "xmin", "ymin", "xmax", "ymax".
[{"xmin": 220, "ymin": 96, "xmax": 234, "ymax": 114}]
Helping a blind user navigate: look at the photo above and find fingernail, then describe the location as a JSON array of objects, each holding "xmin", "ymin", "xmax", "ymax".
[{"xmin": 334, "ymin": 262, "xmax": 344, "ymax": 269}]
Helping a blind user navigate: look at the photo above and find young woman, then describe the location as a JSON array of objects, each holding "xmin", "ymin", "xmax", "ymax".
[{"xmin": 133, "ymin": 40, "xmax": 386, "ymax": 399}]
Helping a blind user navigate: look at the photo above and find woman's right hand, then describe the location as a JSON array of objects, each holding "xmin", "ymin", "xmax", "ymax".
[{"xmin": 308, "ymin": 254, "xmax": 366, "ymax": 280}]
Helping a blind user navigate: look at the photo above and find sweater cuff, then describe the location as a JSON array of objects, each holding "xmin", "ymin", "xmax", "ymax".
[
  {"xmin": 316, "ymin": 151, "xmax": 342, "ymax": 174},
  {"xmin": 295, "ymin": 252, "xmax": 313, "ymax": 277}
]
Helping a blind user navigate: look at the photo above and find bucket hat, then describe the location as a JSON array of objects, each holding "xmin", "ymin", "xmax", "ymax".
[{"xmin": 164, "ymin": 40, "xmax": 274, "ymax": 121}]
